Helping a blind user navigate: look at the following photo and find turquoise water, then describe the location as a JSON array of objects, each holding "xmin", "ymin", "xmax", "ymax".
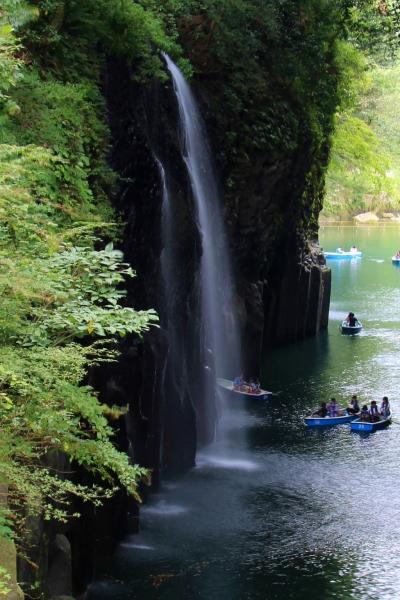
[{"xmin": 89, "ymin": 225, "xmax": 400, "ymax": 600}]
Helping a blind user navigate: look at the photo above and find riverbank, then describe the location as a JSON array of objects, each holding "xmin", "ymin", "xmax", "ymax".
[{"xmin": 320, "ymin": 211, "xmax": 400, "ymax": 225}]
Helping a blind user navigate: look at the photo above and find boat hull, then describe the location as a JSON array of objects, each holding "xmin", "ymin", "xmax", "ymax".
[
  {"xmin": 324, "ymin": 252, "xmax": 362, "ymax": 259},
  {"xmin": 351, "ymin": 412, "xmax": 392, "ymax": 432},
  {"xmin": 392, "ymin": 256, "xmax": 400, "ymax": 265},
  {"xmin": 304, "ymin": 414, "xmax": 359, "ymax": 427},
  {"xmin": 341, "ymin": 320, "xmax": 363, "ymax": 335},
  {"xmin": 217, "ymin": 378, "xmax": 272, "ymax": 400}
]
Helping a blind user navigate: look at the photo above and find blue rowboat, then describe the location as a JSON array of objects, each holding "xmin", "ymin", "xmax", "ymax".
[
  {"xmin": 217, "ymin": 377, "xmax": 272, "ymax": 400},
  {"xmin": 341, "ymin": 320, "xmax": 363, "ymax": 335},
  {"xmin": 351, "ymin": 411, "xmax": 392, "ymax": 432},
  {"xmin": 324, "ymin": 250, "xmax": 362, "ymax": 259},
  {"xmin": 304, "ymin": 413, "xmax": 359, "ymax": 427}
]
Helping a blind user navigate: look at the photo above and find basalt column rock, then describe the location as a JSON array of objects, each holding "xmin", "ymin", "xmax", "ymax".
[{"xmin": 263, "ymin": 245, "xmax": 331, "ymax": 350}]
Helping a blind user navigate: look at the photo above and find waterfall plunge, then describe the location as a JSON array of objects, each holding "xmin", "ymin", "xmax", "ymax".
[{"xmin": 162, "ymin": 53, "xmax": 241, "ymax": 382}]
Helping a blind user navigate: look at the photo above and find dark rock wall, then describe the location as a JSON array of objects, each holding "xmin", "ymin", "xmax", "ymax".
[
  {"xmin": 101, "ymin": 57, "xmax": 331, "ymax": 480},
  {"xmin": 103, "ymin": 60, "xmax": 216, "ymax": 476}
]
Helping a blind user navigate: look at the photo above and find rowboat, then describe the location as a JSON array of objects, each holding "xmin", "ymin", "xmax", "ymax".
[
  {"xmin": 392, "ymin": 256, "xmax": 400, "ymax": 264},
  {"xmin": 350, "ymin": 411, "xmax": 392, "ymax": 432},
  {"xmin": 304, "ymin": 413, "xmax": 359, "ymax": 428},
  {"xmin": 324, "ymin": 249, "xmax": 362, "ymax": 259},
  {"xmin": 217, "ymin": 377, "xmax": 272, "ymax": 400},
  {"xmin": 341, "ymin": 320, "xmax": 363, "ymax": 335}
]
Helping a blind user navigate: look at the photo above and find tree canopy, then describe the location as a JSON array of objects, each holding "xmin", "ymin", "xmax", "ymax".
[{"xmin": 323, "ymin": 0, "xmax": 400, "ymax": 218}]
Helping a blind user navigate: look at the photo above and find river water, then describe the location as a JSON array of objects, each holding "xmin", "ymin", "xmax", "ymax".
[{"xmin": 89, "ymin": 225, "xmax": 400, "ymax": 600}]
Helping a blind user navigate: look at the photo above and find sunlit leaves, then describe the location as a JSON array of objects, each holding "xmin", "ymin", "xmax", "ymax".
[
  {"xmin": 324, "ymin": 59, "xmax": 400, "ymax": 217},
  {"xmin": 0, "ymin": 0, "xmax": 161, "ymax": 551}
]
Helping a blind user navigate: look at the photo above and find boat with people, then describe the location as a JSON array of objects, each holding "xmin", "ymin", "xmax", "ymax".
[
  {"xmin": 217, "ymin": 377, "xmax": 272, "ymax": 400},
  {"xmin": 304, "ymin": 413, "xmax": 359, "ymax": 427},
  {"xmin": 341, "ymin": 320, "xmax": 363, "ymax": 335},
  {"xmin": 351, "ymin": 411, "xmax": 392, "ymax": 432},
  {"xmin": 324, "ymin": 246, "xmax": 362, "ymax": 259},
  {"xmin": 392, "ymin": 253, "xmax": 400, "ymax": 265},
  {"xmin": 305, "ymin": 397, "xmax": 360, "ymax": 427}
]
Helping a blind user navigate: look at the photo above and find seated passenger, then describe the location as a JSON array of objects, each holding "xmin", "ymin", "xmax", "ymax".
[
  {"xmin": 346, "ymin": 312, "xmax": 357, "ymax": 327},
  {"xmin": 327, "ymin": 397, "xmax": 339, "ymax": 417},
  {"xmin": 396, "ymin": 250, "xmax": 400, "ymax": 259},
  {"xmin": 233, "ymin": 375, "xmax": 244, "ymax": 390},
  {"xmin": 347, "ymin": 394, "xmax": 360, "ymax": 415},
  {"xmin": 369, "ymin": 400, "xmax": 380, "ymax": 422},
  {"xmin": 360, "ymin": 405, "xmax": 369, "ymax": 421},
  {"xmin": 350, "ymin": 246, "xmax": 358, "ymax": 253},
  {"xmin": 313, "ymin": 402, "xmax": 328, "ymax": 417},
  {"xmin": 248, "ymin": 378, "xmax": 257, "ymax": 393},
  {"xmin": 380, "ymin": 396, "xmax": 390, "ymax": 417}
]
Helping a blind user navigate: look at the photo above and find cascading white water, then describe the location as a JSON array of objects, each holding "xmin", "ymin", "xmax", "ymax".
[
  {"xmin": 155, "ymin": 155, "xmax": 187, "ymax": 401},
  {"xmin": 155, "ymin": 155, "xmax": 173, "ymax": 310},
  {"xmin": 163, "ymin": 53, "xmax": 241, "ymax": 380}
]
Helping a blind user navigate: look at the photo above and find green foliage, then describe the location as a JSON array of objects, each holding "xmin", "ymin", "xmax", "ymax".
[
  {"xmin": 324, "ymin": 113, "xmax": 394, "ymax": 215},
  {"xmin": 0, "ymin": 22, "xmax": 22, "ymax": 115},
  {"xmin": 0, "ymin": 566, "xmax": 11, "ymax": 597},
  {"xmin": 324, "ymin": 57, "xmax": 400, "ymax": 217},
  {"xmin": 0, "ymin": 0, "xmax": 160, "ymax": 559},
  {"xmin": 14, "ymin": 245, "xmax": 159, "ymax": 347},
  {"xmin": 346, "ymin": 0, "xmax": 399, "ymax": 63},
  {"xmin": 20, "ymin": 0, "xmax": 184, "ymax": 81},
  {"xmin": 334, "ymin": 39, "xmax": 370, "ymax": 113},
  {"xmin": 166, "ymin": 0, "xmax": 352, "ymax": 237}
]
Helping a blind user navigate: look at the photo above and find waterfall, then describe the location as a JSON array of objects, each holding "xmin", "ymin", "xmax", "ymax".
[
  {"xmin": 155, "ymin": 155, "xmax": 186, "ymax": 402},
  {"xmin": 162, "ymin": 53, "xmax": 241, "ymax": 382}
]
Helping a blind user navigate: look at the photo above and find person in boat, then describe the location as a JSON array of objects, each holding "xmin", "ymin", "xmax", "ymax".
[
  {"xmin": 350, "ymin": 246, "xmax": 358, "ymax": 253},
  {"xmin": 345, "ymin": 312, "xmax": 357, "ymax": 327},
  {"xmin": 360, "ymin": 405, "xmax": 369, "ymax": 421},
  {"xmin": 248, "ymin": 378, "xmax": 260, "ymax": 394},
  {"xmin": 380, "ymin": 396, "xmax": 390, "ymax": 417},
  {"xmin": 233, "ymin": 375, "xmax": 244, "ymax": 390},
  {"xmin": 313, "ymin": 402, "xmax": 328, "ymax": 417},
  {"xmin": 347, "ymin": 394, "xmax": 360, "ymax": 415},
  {"xmin": 327, "ymin": 397, "xmax": 339, "ymax": 417},
  {"xmin": 396, "ymin": 250, "xmax": 400, "ymax": 259},
  {"xmin": 369, "ymin": 400, "xmax": 380, "ymax": 422}
]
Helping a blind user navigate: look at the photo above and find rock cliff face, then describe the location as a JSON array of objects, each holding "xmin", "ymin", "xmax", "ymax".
[{"xmin": 102, "ymin": 55, "xmax": 331, "ymax": 480}]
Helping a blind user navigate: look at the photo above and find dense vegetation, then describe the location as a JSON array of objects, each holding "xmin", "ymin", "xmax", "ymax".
[
  {"xmin": 0, "ymin": 0, "xmax": 166, "ymax": 586},
  {"xmin": 0, "ymin": 0, "xmax": 382, "ymax": 594},
  {"xmin": 323, "ymin": 1, "xmax": 400, "ymax": 218},
  {"xmin": 177, "ymin": 0, "xmax": 353, "ymax": 238}
]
